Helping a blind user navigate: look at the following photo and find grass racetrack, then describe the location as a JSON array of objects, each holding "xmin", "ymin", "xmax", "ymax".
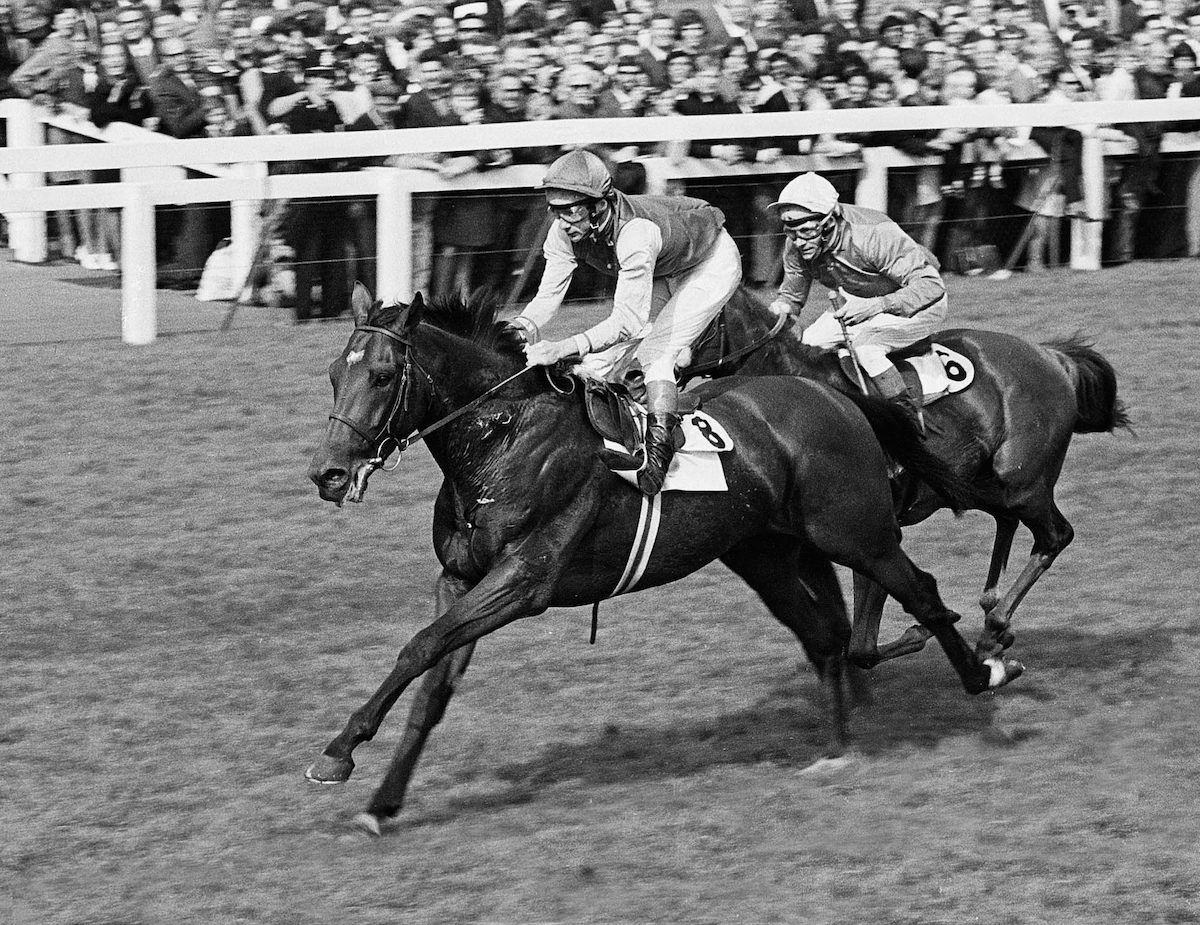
[{"xmin": 3, "ymin": 257, "xmax": 1198, "ymax": 924}]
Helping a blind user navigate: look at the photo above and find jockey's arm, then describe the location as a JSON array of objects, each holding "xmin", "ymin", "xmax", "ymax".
[
  {"xmin": 576, "ymin": 219, "xmax": 658, "ymax": 355},
  {"xmin": 852, "ymin": 226, "xmax": 946, "ymax": 319},
  {"xmin": 768, "ymin": 240, "xmax": 813, "ymax": 317},
  {"xmin": 514, "ymin": 225, "xmax": 578, "ymax": 344}
]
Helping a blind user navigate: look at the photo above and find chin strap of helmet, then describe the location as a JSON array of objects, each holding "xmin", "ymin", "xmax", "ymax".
[{"xmin": 587, "ymin": 194, "xmax": 616, "ymax": 241}]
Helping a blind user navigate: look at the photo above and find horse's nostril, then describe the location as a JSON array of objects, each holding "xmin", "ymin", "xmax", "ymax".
[{"xmin": 314, "ymin": 467, "xmax": 348, "ymax": 489}]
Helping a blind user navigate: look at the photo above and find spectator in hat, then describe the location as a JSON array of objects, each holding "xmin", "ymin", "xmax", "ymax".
[
  {"xmin": 675, "ymin": 8, "xmax": 712, "ymax": 56},
  {"xmin": 274, "ymin": 61, "xmax": 355, "ymax": 320}
]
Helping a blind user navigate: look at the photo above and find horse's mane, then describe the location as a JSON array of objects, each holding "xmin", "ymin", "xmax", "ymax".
[{"xmin": 369, "ymin": 291, "xmax": 527, "ymax": 362}]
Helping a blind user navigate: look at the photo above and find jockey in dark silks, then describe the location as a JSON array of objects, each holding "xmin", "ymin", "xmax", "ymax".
[
  {"xmin": 514, "ymin": 149, "xmax": 743, "ymax": 495},
  {"xmin": 766, "ymin": 172, "xmax": 947, "ymax": 433}
]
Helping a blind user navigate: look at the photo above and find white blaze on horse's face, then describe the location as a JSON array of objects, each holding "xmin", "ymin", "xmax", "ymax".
[{"xmin": 346, "ymin": 348, "xmax": 366, "ymax": 367}]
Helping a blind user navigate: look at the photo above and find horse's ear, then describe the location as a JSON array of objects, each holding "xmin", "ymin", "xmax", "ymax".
[
  {"xmin": 405, "ymin": 292, "xmax": 425, "ymax": 331},
  {"xmin": 351, "ymin": 282, "xmax": 373, "ymax": 326}
]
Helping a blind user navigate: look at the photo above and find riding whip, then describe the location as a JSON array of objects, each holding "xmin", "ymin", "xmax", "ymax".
[{"xmin": 830, "ymin": 291, "xmax": 870, "ymax": 396}]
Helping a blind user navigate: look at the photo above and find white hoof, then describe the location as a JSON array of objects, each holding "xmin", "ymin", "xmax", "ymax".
[
  {"xmin": 352, "ymin": 812, "xmax": 383, "ymax": 837},
  {"xmin": 800, "ymin": 754, "xmax": 854, "ymax": 776}
]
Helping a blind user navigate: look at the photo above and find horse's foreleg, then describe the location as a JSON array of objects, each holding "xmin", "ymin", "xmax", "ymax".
[
  {"xmin": 305, "ymin": 558, "xmax": 554, "ymax": 787},
  {"xmin": 848, "ymin": 573, "xmax": 932, "ymax": 667},
  {"xmin": 357, "ymin": 573, "xmax": 477, "ymax": 832}
]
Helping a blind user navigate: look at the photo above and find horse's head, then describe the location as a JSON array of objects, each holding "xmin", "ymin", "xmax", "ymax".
[{"xmin": 309, "ymin": 283, "xmax": 433, "ymax": 506}]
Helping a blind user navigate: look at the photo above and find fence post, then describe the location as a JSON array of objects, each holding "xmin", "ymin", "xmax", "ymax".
[
  {"xmin": 1070, "ymin": 131, "xmax": 1104, "ymax": 271},
  {"xmin": 855, "ymin": 146, "xmax": 889, "ymax": 211},
  {"xmin": 4, "ymin": 99, "xmax": 48, "ymax": 263},
  {"xmin": 376, "ymin": 169, "xmax": 412, "ymax": 304},
  {"xmin": 230, "ymin": 161, "xmax": 267, "ymax": 291},
  {"xmin": 121, "ymin": 183, "xmax": 156, "ymax": 344}
]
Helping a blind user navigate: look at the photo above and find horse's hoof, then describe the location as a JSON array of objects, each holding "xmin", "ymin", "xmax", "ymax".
[
  {"xmin": 984, "ymin": 655, "xmax": 1024, "ymax": 690},
  {"xmin": 352, "ymin": 812, "xmax": 383, "ymax": 837},
  {"xmin": 305, "ymin": 753, "xmax": 355, "ymax": 784}
]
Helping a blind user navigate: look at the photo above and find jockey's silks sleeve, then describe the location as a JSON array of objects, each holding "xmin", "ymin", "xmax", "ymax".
[
  {"xmin": 578, "ymin": 218, "xmax": 660, "ymax": 354},
  {"xmin": 778, "ymin": 242, "xmax": 815, "ymax": 309},
  {"xmin": 518, "ymin": 224, "xmax": 578, "ymax": 340}
]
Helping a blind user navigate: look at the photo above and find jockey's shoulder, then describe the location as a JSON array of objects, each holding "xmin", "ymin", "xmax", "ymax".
[{"xmin": 840, "ymin": 202, "xmax": 898, "ymax": 228}]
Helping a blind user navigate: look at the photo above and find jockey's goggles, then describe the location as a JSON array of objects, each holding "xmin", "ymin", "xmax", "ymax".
[
  {"xmin": 781, "ymin": 213, "xmax": 831, "ymax": 239},
  {"xmin": 547, "ymin": 198, "xmax": 592, "ymax": 219}
]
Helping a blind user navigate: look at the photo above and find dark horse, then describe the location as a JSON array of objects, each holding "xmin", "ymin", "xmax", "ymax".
[
  {"xmin": 306, "ymin": 284, "xmax": 1021, "ymax": 833},
  {"xmin": 683, "ymin": 286, "xmax": 1131, "ymax": 667}
]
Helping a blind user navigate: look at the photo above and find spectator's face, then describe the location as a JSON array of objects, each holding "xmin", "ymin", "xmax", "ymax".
[
  {"xmin": 432, "ymin": 16, "xmax": 456, "ymax": 43},
  {"xmin": 1172, "ymin": 53, "xmax": 1196, "ymax": 81},
  {"xmin": 347, "ymin": 7, "xmax": 373, "ymax": 35},
  {"xmin": 942, "ymin": 69, "xmax": 977, "ymax": 100},
  {"xmin": 162, "ymin": 45, "xmax": 191, "ymax": 73},
  {"xmin": 1055, "ymin": 71, "xmax": 1083, "ymax": 96},
  {"xmin": 1144, "ymin": 17, "xmax": 1168, "ymax": 41},
  {"xmin": 666, "ymin": 57, "xmax": 693, "ymax": 85},
  {"xmin": 722, "ymin": 46, "xmax": 750, "ymax": 81},
  {"xmin": 352, "ymin": 51, "xmax": 380, "ymax": 82},
  {"xmin": 492, "ymin": 75, "xmax": 527, "ymax": 113},
  {"xmin": 649, "ymin": 16, "xmax": 675, "ymax": 49},
  {"xmin": 868, "ymin": 80, "xmax": 896, "ymax": 106},
  {"xmin": 942, "ymin": 22, "xmax": 966, "ymax": 46},
  {"xmin": 1067, "ymin": 37, "xmax": 1094, "ymax": 66},
  {"xmin": 967, "ymin": 0, "xmax": 994, "ymax": 25},
  {"xmin": 589, "ymin": 36, "xmax": 617, "ymax": 69},
  {"xmin": 845, "ymin": 73, "xmax": 869, "ymax": 102},
  {"xmin": 1165, "ymin": 0, "xmax": 1187, "ymax": 19},
  {"xmin": 563, "ymin": 68, "xmax": 599, "ymax": 107},
  {"xmin": 418, "ymin": 60, "xmax": 450, "ymax": 94},
  {"xmin": 118, "ymin": 11, "xmax": 148, "ymax": 42},
  {"xmin": 53, "ymin": 7, "xmax": 79, "ymax": 35},
  {"xmin": 679, "ymin": 22, "xmax": 707, "ymax": 51},
  {"xmin": 725, "ymin": 0, "xmax": 752, "ymax": 27},
  {"xmin": 100, "ymin": 42, "xmax": 128, "ymax": 79},
  {"xmin": 833, "ymin": 0, "xmax": 857, "ymax": 20},
  {"xmin": 614, "ymin": 62, "xmax": 647, "ymax": 92},
  {"xmin": 801, "ymin": 33, "xmax": 827, "ymax": 57},
  {"xmin": 450, "ymin": 84, "xmax": 482, "ymax": 122},
  {"xmin": 872, "ymin": 46, "xmax": 900, "ymax": 76},
  {"xmin": 969, "ymin": 38, "xmax": 998, "ymax": 71},
  {"xmin": 694, "ymin": 64, "xmax": 721, "ymax": 96}
]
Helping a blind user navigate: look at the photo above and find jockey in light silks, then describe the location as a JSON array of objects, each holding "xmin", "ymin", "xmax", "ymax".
[
  {"xmin": 766, "ymin": 172, "xmax": 947, "ymax": 434},
  {"xmin": 513, "ymin": 149, "xmax": 743, "ymax": 496}
]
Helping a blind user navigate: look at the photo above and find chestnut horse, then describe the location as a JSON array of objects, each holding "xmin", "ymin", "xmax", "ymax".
[{"xmin": 305, "ymin": 285, "xmax": 1021, "ymax": 833}]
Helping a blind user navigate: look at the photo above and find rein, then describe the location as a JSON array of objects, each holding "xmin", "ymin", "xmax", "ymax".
[
  {"xmin": 684, "ymin": 310, "xmax": 789, "ymax": 378},
  {"xmin": 329, "ymin": 324, "xmax": 537, "ymax": 468}
]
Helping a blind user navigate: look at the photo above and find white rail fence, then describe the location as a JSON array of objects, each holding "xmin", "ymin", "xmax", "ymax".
[{"xmin": 1, "ymin": 97, "xmax": 1199, "ymax": 344}]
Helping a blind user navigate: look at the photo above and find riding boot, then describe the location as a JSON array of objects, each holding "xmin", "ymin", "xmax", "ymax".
[
  {"xmin": 871, "ymin": 364, "xmax": 925, "ymax": 436},
  {"xmin": 638, "ymin": 380, "xmax": 683, "ymax": 496}
]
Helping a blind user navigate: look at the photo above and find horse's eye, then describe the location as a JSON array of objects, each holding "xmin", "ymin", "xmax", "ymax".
[{"xmin": 372, "ymin": 371, "xmax": 394, "ymax": 387}]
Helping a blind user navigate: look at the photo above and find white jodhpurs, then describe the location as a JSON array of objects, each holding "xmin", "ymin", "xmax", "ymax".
[
  {"xmin": 800, "ymin": 295, "xmax": 948, "ymax": 376},
  {"xmin": 579, "ymin": 229, "xmax": 743, "ymax": 384}
]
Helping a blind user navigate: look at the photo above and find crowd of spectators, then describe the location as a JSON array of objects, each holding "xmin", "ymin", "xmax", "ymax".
[{"xmin": 2, "ymin": 0, "xmax": 1199, "ymax": 317}]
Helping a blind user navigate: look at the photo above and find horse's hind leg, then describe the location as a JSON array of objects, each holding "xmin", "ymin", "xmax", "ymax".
[
  {"xmin": 979, "ymin": 514, "xmax": 1020, "ymax": 616},
  {"xmin": 977, "ymin": 496, "xmax": 1074, "ymax": 659},
  {"xmin": 860, "ymin": 549, "xmax": 1023, "ymax": 695},
  {"xmin": 849, "ymin": 572, "xmax": 933, "ymax": 669},
  {"xmin": 721, "ymin": 537, "xmax": 853, "ymax": 756}
]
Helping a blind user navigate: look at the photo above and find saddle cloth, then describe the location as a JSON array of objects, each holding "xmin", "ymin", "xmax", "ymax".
[
  {"xmin": 603, "ymin": 409, "xmax": 734, "ymax": 492},
  {"xmin": 840, "ymin": 341, "xmax": 976, "ymax": 405}
]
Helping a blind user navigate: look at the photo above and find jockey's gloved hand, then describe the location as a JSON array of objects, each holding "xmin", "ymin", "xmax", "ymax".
[
  {"xmin": 524, "ymin": 338, "xmax": 581, "ymax": 368},
  {"xmin": 834, "ymin": 287, "xmax": 883, "ymax": 325},
  {"xmin": 767, "ymin": 299, "xmax": 798, "ymax": 318},
  {"xmin": 500, "ymin": 321, "xmax": 529, "ymax": 345}
]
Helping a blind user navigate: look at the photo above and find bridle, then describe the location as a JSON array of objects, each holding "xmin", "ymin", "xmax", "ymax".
[{"xmin": 328, "ymin": 324, "xmax": 536, "ymax": 469}]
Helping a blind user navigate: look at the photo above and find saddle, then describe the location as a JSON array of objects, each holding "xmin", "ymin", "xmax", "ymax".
[
  {"xmin": 582, "ymin": 374, "xmax": 701, "ymax": 457},
  {"xmin": 837, "ymin": 336, "xmax": 975, "ymax": 407}
]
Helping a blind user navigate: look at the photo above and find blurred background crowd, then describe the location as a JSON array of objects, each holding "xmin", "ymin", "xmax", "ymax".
[{"xmin": 2, "ymin": 0, "xmax": 1199, "ymax": 319}]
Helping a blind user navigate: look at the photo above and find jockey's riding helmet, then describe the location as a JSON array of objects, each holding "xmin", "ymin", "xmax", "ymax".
[
  {"xmin": 541, "ymin": 149, "xmax": 615, "ymax": 205},
  {"xmin": 768, "ymin": 172, "xmax": 840, "ymax": 218},
  {"xmin": 769, "ymin": 172, "xmax": 841, "ymax": 258}
]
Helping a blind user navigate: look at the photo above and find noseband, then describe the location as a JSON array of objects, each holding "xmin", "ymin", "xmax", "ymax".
[{"xmin": 328, "ymin": 323, "xmax": 538, "ymax": 469}]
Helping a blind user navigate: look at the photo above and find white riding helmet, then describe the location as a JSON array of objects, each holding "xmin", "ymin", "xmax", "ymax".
[{"xmin": 768, "ymin": 172, "xmax": 840, "ymax": 217}]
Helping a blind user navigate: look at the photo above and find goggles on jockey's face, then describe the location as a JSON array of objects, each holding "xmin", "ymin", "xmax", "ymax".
[
  {"xmin": 781, "ymin": 213, "xmax": 831, "ymax": 240},
  {"xmin": 546, "ymin": 198, "xmax": 593, "ymax": 220}
]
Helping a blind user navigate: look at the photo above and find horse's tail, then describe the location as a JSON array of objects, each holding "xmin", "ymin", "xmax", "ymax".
[
  {"xmin": 844, "ymin": 391, "xmax": 977, "ymax": 514},
  {"xmin": 1044, "ymin": 334, "xmax": 1133, "ymax": 434}
]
